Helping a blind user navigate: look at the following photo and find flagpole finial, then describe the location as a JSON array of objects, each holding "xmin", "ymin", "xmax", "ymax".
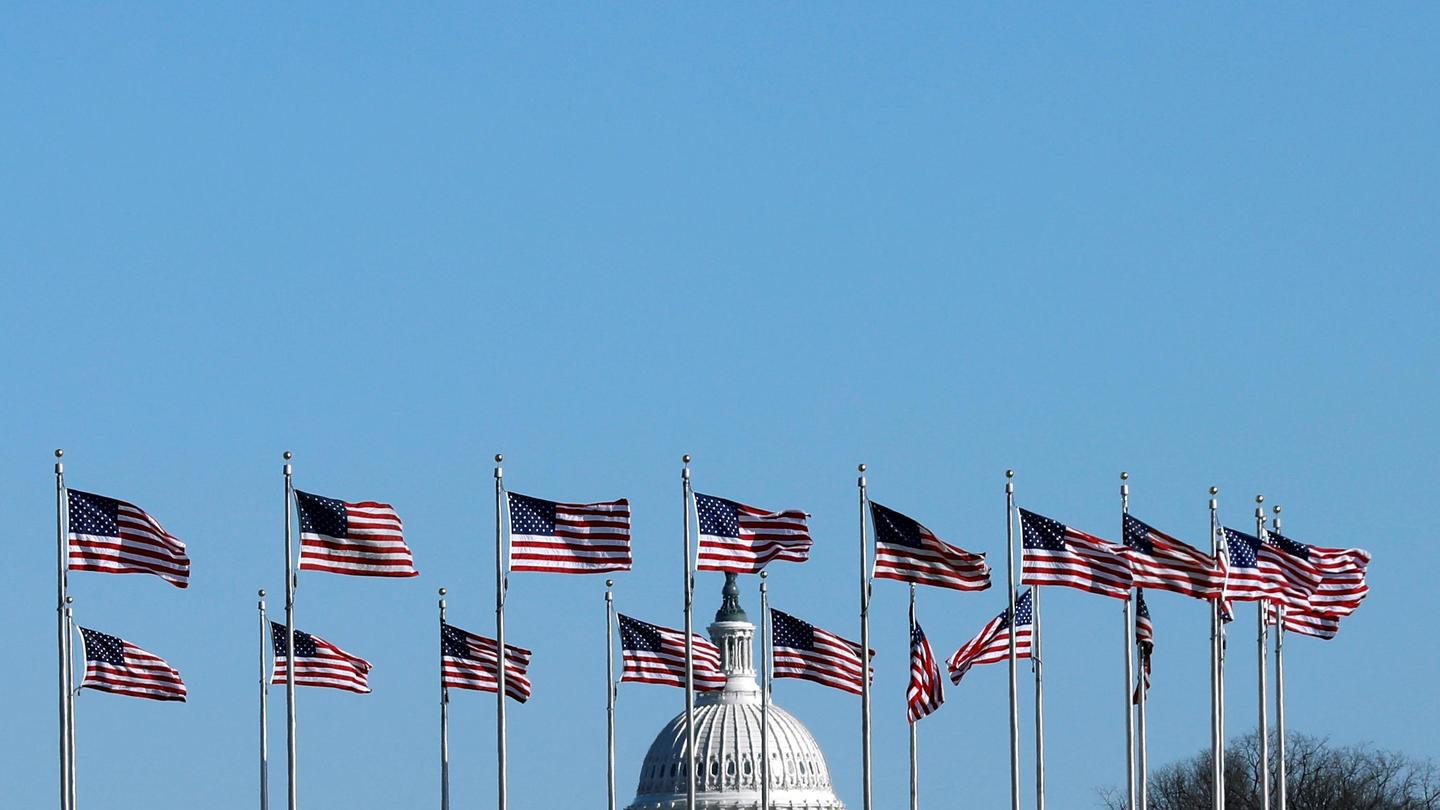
[
  {"xmin": 1272, "ymin": 505, "xmax": 1281, "ymax": 515},
  {"xmin": 1255, "ymin": 494, "xmax": 1264, "ymax": 504},
  {"xmin": 1006, "ymin": 468, "xmax": 1014, "ymax": 479},
  {"xmin": 54, "ymin": 448, "xmax": 64, "ymax": 458},
  {"xmin": 283, "ymin": 451, "xmax": 292, "ymax": 460},
  {"xmin": 683, "ymin": 454, "xmax": 691, "ymax": 464},
  {"xmin": 605, "ymin": 579, "xmax": 614, "ymax": 588},
  {"xmin": 259, "ymin": 589, "xmax": 266, "ymax": 598},
  {"xmin": 858, "ymin": 463, "xmax": 867, "ymax": 472},
  {"xmin": 1210, "ymin": 486, "xmax": 1218, "ymax": 495},
  {"xmin": 494, "ymin": 454, "xmax": 503, "ymax": 464},
  {"xmin": 438, "ymin": 587, "xmax": 447, "ymax": 597}
]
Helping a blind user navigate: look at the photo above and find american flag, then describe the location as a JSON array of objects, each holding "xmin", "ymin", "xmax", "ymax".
[
  {"xmin": 1219, "ymin": 527, "xmax": 1321, "ymax": 606},
  {"xmin": 1273, "ymin": 534, "xmax": 1370, "ymax": 617},
  {"xmin": 870, "ymin": 502, "xmax": 990, "ymax": 592},
  {"xmin": 947, "ymin": 590, "xmax": 1033, "ymax": 685},
  {"xmin": 508, "ymin": 492, "xmax": 632, "ymax": 574},
  {"xmin": 441, "ymin": 622, "xmax": 532, "ymax": 703},
  {"xmin": 1267, "ymin": 602, "xmax": 1341, "ymax": 640},
  {"xmin": 1132, "ymin": 590, "xmax": 1153, "ymax": 704},
  {"xmin": 67, "ymin": 489, "xmax": 190, "ymax": 588},
  {"xmin": 907, "ymin": 622, "xmax": 944, "ymax": 723},
  {"xmin": 1021, "ymin": 508, "xmax": 1133, "ymax": 599},
  {"xmin": 78, "ymin": 628, "xmax": 187, "ymax": 702},
  {"xmin": 694, "ymin": 492, "xmax": 812, "ymax": 574},
  {"xmin": 1122, "ymin": 514, "xmax": 1224, "ymax": 600},
  {"xmin": 769, "ymin": 609, "xmax": 872, "ymax": 695},
  {"xmin": 617, "ymin": 614, "xmax": 725, "ymax": 691},
  {"xmin": 271, "ymin": 622, "xmax": 372, "ymax": 694},
  {"xmin": 295, "ymin": 490, "xmax": 417, "ymax": 577}
]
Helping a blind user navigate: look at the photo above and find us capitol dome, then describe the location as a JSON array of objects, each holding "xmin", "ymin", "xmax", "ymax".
[{"xmin": 626, "ymin": 574, "xmax": 845, "ymax": 810}]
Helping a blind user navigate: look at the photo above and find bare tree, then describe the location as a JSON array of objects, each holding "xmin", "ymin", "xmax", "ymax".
[{"xmin": 1100, "ymin": 731, "xmax": 1440, "ymax": 809}]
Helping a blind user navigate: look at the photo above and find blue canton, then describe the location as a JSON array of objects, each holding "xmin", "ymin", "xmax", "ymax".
[
  {"xmin": 68, "ymin": 490, "xmax": 120, "ymax": 537},
  {"xmin": 508, "ymin": 493, "xmax": 557, "ymax": 535},
  {"xmin": 618, "ymin": 616, "xmax": 665, "ymax": 653},
  {"xmin": 770, "ymin": 611, "xmax": 818, "ymax": 651},
  {"xmin": 870, "ymin": 502, "xmax": 922, "ymax": 548},
  {"xmin": 1122, "ymin": 514, "xmax": 1155, "ymax": 554},
  {"xmin": 441, "ymin": 623, "xmax": 473, "ymax": 660},
  {"xmin": 271, "ymin": 622, "xmax": 317, "ymax": 658},
  {"xmin": 294, "ymin": 490, "xmax": 348, "ymax": 537},
  {"xmin": 1265, "ymin": 531, "xmax": 1311, "ymax": 561},
  {"xmin": 80, "ymin": 628, "xmax": 125, "ymax": 665},
  {"xmin": 1222, "ymin": 528, "xmax": 1260, "ymax": 569},
  {"xmin": 695, "ymin": 493, "xmax": 740, "ymax": 539},
  {"xmin": 1020, "ymin": 509, "xmax": 1067, "ymax": 550}
]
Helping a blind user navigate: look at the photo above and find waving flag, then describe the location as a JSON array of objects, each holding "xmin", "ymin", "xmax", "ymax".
[
  {"xmin": 67, "ymin": 489, "xmax": 190, "ymax": 588},
  {"xmin": 1273, "ymin": 535, "xmax": 1370, "ymax": 616},
  {"xmin": 1267, "ymin": 602, "xmax": 1341, "ymax": 640},
  {"xmin": 1122, "ymin": 514, "xmax": 1224, "ymax": 600},
  {"xmin": 770, "ymin": 609, "xmax": 873, "ymax": 695},
  {"xmin": 1021, "ymin": 508, "xmax": 1132, "ymax": 598},
  {"xmin": 441, "ymin": 622, "xmax": 532, "ymax": 702},
  {"xmin": 508, "ymin": 492, "xmax": 632, "ymax": 574},
  {"xmin": 1220, "ymin": 527, "xmax": 1320, "ymax": 606},
  {"xmin": 907, "ymin": 623, "xmax": 944, "ymax": 722},
  {"xmin": 948, "ymin": 590, "xmax": 1033, "ymax": 685},
  {"xmin": 870, "ymin": 502, "xmax": 990, "ymax": 592},
  {"xmin": 79, "ymin": 628, "xmax": 187, "ymax": 702},
  {"xmin": 695, "ymin": 492, "xmax": 812, "ymax": 573},
  {"xmin": 295, "ymin": 490, "xmax": 417, "ymax": 577},
  {"xmin": 1132, "ymin": 590, "xmax": 1153, "ymax": 704},
  {"xmin": 617, "ymin": 615, "xmax": 725, "ymax": 691},
  {"xmin": 271, "ymin": 622, "xmax": 372, "ymax": 694}
]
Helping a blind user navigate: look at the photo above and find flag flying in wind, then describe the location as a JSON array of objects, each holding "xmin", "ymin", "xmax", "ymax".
[
  {"xmin": 870, "ymin": 502, "xmax": 991, "ymax": 592},
  {"xmin": 1220, "ymin": 527, "xmax": 1321, "ymax": 606},
  {"xmin": 271, "ymin": 622, "xmax": 372, "ymax": 694},
  {"xmin": 617, "ymin": 614, "xmax": 725, "ymax": 691},
  {"xmin": 67, "ymin": 489, "xmax": 190, "ymax": 588},
  {"xmin": 508, "ymin": 492, "xmax": 632, "ymax": 574},
  {"xmin": 1122, "ymin": 514, "xmax": 1224, "ymax": 600},
  {"xmin": 1267, "ymin": 602, "xmax": 1341, "ymax": 640},
  {"xmin": 294, "ymin": 490, "xmax": 417, "ymax": 577},
  {"xmin": 79, "ymin": 628, "xmax": 187, "ymax": 702},
  {"xmin": 907, "ymin": 623, "xmax": 944, "ymax": 723},
  {"xmin": 441, "ymin": 622, "xmax": 533, "ymax": 702},
  {"xmin": 1132, "ymin": 590, "xmax": 1153, "ymax": 704},
  {"xmin": 694, "ymin": 492, "xmax": 812, "ymax": 573},
  {"xmin": 770, "ymin": 609, "xmax": 873, "ymax": 695},
  {"xmin": 1021, "ymin": 508, "xmax": 1133, "ymax": 599},
  {"xmin": 948, "ymin": 589, "xmax": 1034, "ymax": 685},
  {"xmin": 1272, "ymin": 534, "xmax": 1370, "ymax": 616}
]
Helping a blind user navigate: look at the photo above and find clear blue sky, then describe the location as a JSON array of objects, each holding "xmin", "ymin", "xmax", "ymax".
[{"xmin": 3, "ymin": 4, "xmax": 1437, "ymax": 807}]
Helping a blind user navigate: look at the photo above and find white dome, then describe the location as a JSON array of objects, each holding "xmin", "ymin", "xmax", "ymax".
[{"xmin": 626, "ymin": 577, "xmax": 845, "ymax": 810}]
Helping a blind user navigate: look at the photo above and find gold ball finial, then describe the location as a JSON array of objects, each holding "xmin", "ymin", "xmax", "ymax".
[
  {"xmin": 1210, "ymin": 486, "xmax": 1219, "ymax": 495},
  {"xmin": 54, "ymin": 448, "xmax": 64, "ymax": 458},
  {"xmin": 283, "ymin": 451, "xmax": 293, "ymax": 460}
]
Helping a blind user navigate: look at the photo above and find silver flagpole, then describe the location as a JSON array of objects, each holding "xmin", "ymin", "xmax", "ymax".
[
  {"xmin": 55, "ymin": 449, "xmax": 71, "ymax": 810},
  {"xmin": 606, "ymin": 580, "xmax": 618, "ymax": 810},
  {"xmin": 439, "ymin": 588, "xmax": 450, "ymax": 810},
  {"xmin": 909, "ymin": 583, "xmax": 918, "ymax": 810},
  {"xmin": 682, "ymin": 455, "xmax": 697, "ymax": 810},
  {"xmin": 283, "ymin": 451, "xmax": 297, "ymax": 810},
  {"xmin": 857, "ymin": 463, "xmax": 873, "ymax": 810},
  {"xmin": 494, "ymin": 455, "xmax": 508, "ymax": 810},
  {"xmin": 760, "ymin": 572, "xmax": 771, "ymax": 810},
  {"xmin": 1210, "ymin": 487, "xmax": 1225, "ymax": 810},
  {"xmin": 1255, "ymin": 496, "xmax": 1270, "ymax": 810},
  {"xmin": 1125, "ymin": 474, "xmax": 1148, "ymax": 810},
  {"xmin": 260, "ymin": 589, "xmax": 269, "ymax": 810},
  {"xmin": 66, "ymin": 596, "xmax": 77, "ymax": 810},
  {"xmin": 1006, "ymin": 470, "xmax": 1020, "ymax": 810},
  {"xmin": 1122, "ymin": 473, "xmax": 1136, "ymax": 810},
  {"xmin": 1033, "ymin": 581, "xmax": 1046, "ymax": 810},
  {"xmin": 1272, "ymin": 506, "xmax": 1287, "ymax": 810}
]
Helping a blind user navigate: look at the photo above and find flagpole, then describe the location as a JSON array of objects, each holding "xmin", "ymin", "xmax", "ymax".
[
  {"xmin": 760, "ymin": 571, "xmax": 771, "ymax": 810},
  {"xmin": 439, "ymin": 588, "xmax": 450, "ymax": 810},
  {"xmin": 682, "ymin": 455, "xmax": 697, "ymax": 810},
  {"xmin": 55, "ymin": 449, "xmax": 72, "ymax": 810},
  {"xmin": 1209, "ymin": 487, "xmax": 1225, "ymax": 810},
  {"xmin": 494, "ymin": 454, "xmax": 509, "ymax": 810},
  {"xmin": 1032, "ymin": 581, "xmax": 1046, "ymax": 810},
  {"xmin": 606, "ymin": 579, "xmax": 618, "ymax": 810},
  {"xmin": 1121, "ymin": 472, "xmax": 1137, "ymax": 810},
  {"xmin": 259, "ymin": 589, "xmax": 269, "ymax": 810},
  {"xmin": 1272, "ymin": 505, "xmax": 1287, "ymax": 810},
  {"xmin": 282, "ymin": 451, "xmax": 297, "ymax": 810},
  {"xmin": 1255, "ymin": 495, "xmax": 1270, "ymax": 810},
  {"xmin": 66, "ymin": 596, "xmax": 77, "ymax": 810},
  {"xmin": 909, "ymin": 583, "xmax": 919, "ymax": 810},
  {"xmin": 1004, "ymin": 470, "xmax": 1020, "ymax": 810},
  {"xmin": 857, "ymin": 463, "xmax": 873, "ymax": 810}
]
